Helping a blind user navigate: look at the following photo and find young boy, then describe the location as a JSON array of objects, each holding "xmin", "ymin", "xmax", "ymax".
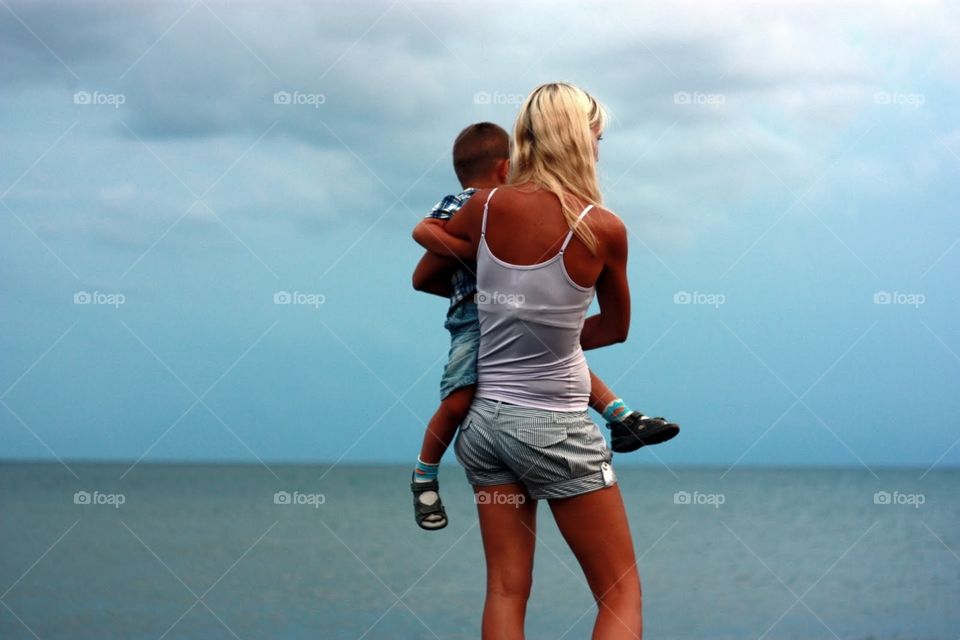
[{"xmin": 409, "ymin": 122, "xmax": 678, "ymax": 530}]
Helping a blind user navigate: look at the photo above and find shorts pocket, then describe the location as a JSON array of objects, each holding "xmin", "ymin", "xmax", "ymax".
[{"xmin": 514, "ymin": 423, "xmax": 568, "ymax": 449}]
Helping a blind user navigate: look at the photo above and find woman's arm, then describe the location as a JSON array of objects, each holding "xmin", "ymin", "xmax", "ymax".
[
  {"xmin": 412, "ymin": 219, "xmax": 473, "ymax": 259},
  {"xmin": 581, "ymin": 216, "xmax": 631, "ymax": 350},
  {"xmin": 411, "ymin": 251, "xmax": 459, "ymax": 297},
  {"xmin": 439, "ymin": 189, "xmax": 487, "ymax": 262}
]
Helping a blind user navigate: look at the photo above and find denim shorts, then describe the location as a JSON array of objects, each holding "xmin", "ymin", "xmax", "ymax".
[
  {"xmin": 439, "ymin": 300, "xmax": 480, "ymax": 400},
  {"xmin": 454, "ymin": 397, "xmax": 616, "ymax": 500}
]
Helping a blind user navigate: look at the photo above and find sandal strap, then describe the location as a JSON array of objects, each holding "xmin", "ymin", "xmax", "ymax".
[
  {"xmin": 411, "ymin": 478, "xmax": 440, "ymax": 493},
  {"xmin": 416, "ymin": 500, "xmax": 445, "ymax": 517}
]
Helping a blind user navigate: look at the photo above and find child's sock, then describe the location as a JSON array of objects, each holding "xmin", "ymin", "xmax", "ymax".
[
  {"xmin": 602, "ymin": 398, "xmax": 645, "ymax": 423},
  {"xmin": 414, "ymin": 457, "xmax": 440, "ymax": 483}
]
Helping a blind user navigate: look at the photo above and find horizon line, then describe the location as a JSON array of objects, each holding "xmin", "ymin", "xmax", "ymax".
[{"xmin": 0, "ymin": 457, "xmax": 956, "ymax": 473}]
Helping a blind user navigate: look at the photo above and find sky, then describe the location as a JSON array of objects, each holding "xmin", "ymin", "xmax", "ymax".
[{"xmin": 1, "ymin": 0, "xmax": 958, "ymax": 473}]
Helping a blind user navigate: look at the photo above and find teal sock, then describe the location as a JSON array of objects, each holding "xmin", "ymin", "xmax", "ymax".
[
  {"xmin": 414, "ymin": 457, "xmax": 440, "ymax": 483},
  {"xmin": 602, "ymin": 398, "xmax": 637, "ymax": 423}
]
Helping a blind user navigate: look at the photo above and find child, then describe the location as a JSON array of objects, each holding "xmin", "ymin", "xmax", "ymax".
[{"xmin": 409, "ymin": 122, "xmax": 678, "ymax": 531}]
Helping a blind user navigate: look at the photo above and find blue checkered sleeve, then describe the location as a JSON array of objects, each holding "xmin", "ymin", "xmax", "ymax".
[
  {"xmin": 422, "ymin": 188, "xmax": 477, "ymax": 309},
  {"xmin": 425, "ymin": 188, "xmax": 476, "ymax": 221}
]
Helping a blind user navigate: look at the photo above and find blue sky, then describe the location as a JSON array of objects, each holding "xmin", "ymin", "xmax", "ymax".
[{"xmin": 1, "ymin": 1, "xmax": 958, "ymax": 473}]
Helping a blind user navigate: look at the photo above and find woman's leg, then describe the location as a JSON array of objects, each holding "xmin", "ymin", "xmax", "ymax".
[
  {"xmin": 474, "ymin": 482, "xmax": 538, "ymax": 640},
  {"xmin": 548, "ymin": 485, "xmax": 643, "ymax": 639}
]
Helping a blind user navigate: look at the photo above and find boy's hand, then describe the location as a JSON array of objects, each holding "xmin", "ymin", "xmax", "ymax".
[{"xmin": 412, "ymin": 218, "xmax": 473, "ymax": 259}]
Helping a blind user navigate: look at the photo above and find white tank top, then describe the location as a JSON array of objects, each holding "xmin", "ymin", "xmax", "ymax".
[{"xmin": 475, "ymin": 188, "xmax": 596, "ymax": 411}]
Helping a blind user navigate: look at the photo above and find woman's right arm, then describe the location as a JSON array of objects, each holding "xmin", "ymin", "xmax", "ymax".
[
  {"xmin": 437, "ymin": 189, "xmax": 487, "ymax": 261},
  {"xmin": 581, "ymin": 215, "xmax": 631, "ymax": 350},
  {"xmin": 411, "ymin": 219, "xmax": 474, "ymax": 259}
]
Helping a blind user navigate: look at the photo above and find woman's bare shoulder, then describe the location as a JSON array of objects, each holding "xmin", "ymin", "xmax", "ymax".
[
  {"xmin": 586, "ymin": 205, "xmax": 628, "ymax": 258},
  {"xmin": 587, "ymin": 205, "xmax": 627, "ymax": 236}
]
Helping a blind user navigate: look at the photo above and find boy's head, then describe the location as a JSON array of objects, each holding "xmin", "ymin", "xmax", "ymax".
[{"xmin": 452, "ymin": 122, "xmax": 510, "ymax": 189}]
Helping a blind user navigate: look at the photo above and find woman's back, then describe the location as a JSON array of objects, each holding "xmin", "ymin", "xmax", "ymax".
[
  {"xmin": 477, "ymin": 185, "xmax": 605, "ymax": 287},
  {"xmin": 474, "ymin": 185, "xmax": 608, "ymax": 411}
]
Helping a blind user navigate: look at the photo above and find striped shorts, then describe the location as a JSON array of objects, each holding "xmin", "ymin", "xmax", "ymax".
[{"xmin": 454, "ymin": 397, "xmax": 616, "ymax": 500}]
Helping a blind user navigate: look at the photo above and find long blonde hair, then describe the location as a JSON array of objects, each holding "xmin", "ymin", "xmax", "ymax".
[{"xmin": 509, "ymin": 82, "xmax": 607, "ymax": 253}]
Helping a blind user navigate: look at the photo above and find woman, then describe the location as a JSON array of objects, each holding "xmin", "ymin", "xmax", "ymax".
[{"xmin": 437, "ymin": 82, "xmax": 643, "ymax": 639}]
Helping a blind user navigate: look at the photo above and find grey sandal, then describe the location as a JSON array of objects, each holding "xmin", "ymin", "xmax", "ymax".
[{"xmin": 411, "ymin": 476, "xmax": 448, "ymax": 531}]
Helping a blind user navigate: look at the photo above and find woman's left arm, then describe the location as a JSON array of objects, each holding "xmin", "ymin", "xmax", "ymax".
[{"xmin": 581, "ymin": 215, "xmax": 631, "ymax": 350}]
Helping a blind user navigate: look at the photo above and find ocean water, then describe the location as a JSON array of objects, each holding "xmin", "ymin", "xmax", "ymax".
[{"xmin": 0, "ymin": 463, "xmax": 957, "ymax": 639}]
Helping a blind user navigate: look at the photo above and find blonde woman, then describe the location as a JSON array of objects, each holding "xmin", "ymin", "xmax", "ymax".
[{"xmin": 423, "ymin": 83, "xmax": 646, "ymax": 639}]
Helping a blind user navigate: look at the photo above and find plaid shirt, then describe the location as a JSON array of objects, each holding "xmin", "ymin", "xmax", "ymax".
[{"xmin": 425, "ymin": 188, "xmax": 477, "ymax": 309}]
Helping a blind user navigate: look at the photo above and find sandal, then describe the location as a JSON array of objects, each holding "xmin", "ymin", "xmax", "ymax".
[
  {"xmin": 609, "ymin": 413, "xmax": 680, "ymax": 453},
  {"xmin": 411, "ymin": 476, "xmax": 448, "ymax": 531}
]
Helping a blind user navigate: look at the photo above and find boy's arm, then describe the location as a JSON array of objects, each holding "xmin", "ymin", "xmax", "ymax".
[
  {"xmin": 412, "ymin": 218, "xmax": 473, "ymax": 259},
  {"xmin": 412, "ymin": 251, "xmax": 460, "ymax": 297},
  {"xmin": 581, "ymin": 215, "xmax": 631, "ymax": 350}
]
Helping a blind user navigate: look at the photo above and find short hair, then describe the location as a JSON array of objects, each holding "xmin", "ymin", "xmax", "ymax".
[{"xmin": 452, "ymin": 122, "xmax": 510, "ymax": 187}]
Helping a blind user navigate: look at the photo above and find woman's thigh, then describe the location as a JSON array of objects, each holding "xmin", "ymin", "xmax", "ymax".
[
  {"xmin": 474, "ymin": 483, "xmax": 538, "ymax": 590},
  {"xmin": 547, "ymin": 484, "xmax": 641, "ymax": 599}
]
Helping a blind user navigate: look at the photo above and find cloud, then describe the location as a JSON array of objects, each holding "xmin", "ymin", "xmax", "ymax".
[{"xmin": 1, "ymin": 0, "xmax": 956, "ymax": 251}]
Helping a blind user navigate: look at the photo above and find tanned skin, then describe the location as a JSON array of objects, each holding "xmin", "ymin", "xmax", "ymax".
[{"xmin": 417, "ymin": 181, "xmax": 642, "ymax": 640}]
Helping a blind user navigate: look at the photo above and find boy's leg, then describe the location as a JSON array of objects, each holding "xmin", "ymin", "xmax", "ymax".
[
  {"xmin": 588, "ymin": 370, "xmax": 638, "ymax": 423},
  {"xmin": 412, "ymin": 384, "xmax": 475, "ymax": 530},
  {"xmin": 412, "ymin": 299, "xmax": 479, "ymax": 529},
  {"xmin": 417, "ymin": 300, "xmax": 479, "ymax": 476},
  {"xmin": 417, "ymin": 384, "xmax": 476, "ymax": 467},
  {"xmin": 589, "ymin": 370, "xmax": 680, "ymax": 453},
  {"xmin": 588, "ymin": 370, "xmax": 619, "ymax": 415}
]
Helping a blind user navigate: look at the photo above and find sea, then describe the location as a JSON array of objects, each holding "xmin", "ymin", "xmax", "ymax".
[{"xmin": 0, "ymin": 463, "xmax": 957, "ymax": 639}]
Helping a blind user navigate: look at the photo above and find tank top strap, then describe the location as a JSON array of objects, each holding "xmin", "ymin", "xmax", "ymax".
[
  {"xmin": 480, "ymin": 188, "xmax": 498, "ymax": 238},
  {"xmin": 559, "ymin": 204, "xmax": 595, "ymax": 253}
]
